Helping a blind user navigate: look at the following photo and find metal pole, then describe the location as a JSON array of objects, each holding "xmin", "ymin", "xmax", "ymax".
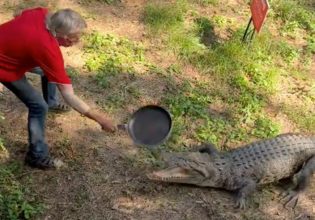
[{"xmin": 242, "ymin": 17, "xmax": 253, "ymax": 42}]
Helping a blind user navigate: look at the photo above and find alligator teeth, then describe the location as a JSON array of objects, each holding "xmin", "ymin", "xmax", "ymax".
[
  {"xmin": 147, "ymin": 167, "xmax": 191, "ymax": 182},
  {"xmin": 161, "ymin": 176, "xmax": 185, "ymax": 181}
]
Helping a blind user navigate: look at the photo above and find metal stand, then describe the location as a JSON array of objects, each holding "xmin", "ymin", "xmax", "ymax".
[{"xmin": 242, "ymin": 17, "xmax": 255, "ymax": 42}]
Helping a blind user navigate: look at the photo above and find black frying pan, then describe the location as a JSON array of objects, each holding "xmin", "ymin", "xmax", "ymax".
[{"xmin": 118, "ymin": 105, "xmax": 172, "ymax": 147}]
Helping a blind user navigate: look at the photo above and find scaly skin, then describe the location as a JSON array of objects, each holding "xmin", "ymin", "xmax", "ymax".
[{"xmin": 147, "ymin": 134, "xmax": 315, "ymax": 208}]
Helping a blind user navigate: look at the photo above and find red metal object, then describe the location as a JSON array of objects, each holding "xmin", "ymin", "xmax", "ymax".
[{"xmin": 250, "ymin": 0, "xmax": 270, "ymax": 33}]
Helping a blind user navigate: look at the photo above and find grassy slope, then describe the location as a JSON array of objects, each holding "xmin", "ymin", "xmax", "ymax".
[{"xmin": 0, "ymin": 0, "xmax": 314, "ymax": 219}]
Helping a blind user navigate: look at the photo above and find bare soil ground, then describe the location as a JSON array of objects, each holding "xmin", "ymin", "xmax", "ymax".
[{"xmin": 0, "ymin": 0, "xmax": 314, "ymax": 219}]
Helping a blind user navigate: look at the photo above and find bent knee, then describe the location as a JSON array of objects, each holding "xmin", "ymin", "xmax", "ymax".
[{"xmin": 29, "ymin": 101, "xmax": 49, "ymax": 114}]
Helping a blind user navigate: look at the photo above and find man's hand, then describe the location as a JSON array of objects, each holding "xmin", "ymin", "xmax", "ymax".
[
  {"xmin": 85, "ymin": 110, "xmax": 116, "ymax": 132},
  {"xmin": 98, "ymin": 115, "xmax": 116, "ymax": 132}
]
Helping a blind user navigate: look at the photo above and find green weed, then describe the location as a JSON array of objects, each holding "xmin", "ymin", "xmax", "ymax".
[
  {"xmin": 168, "ymin": 29, "xmax": 206, "ymax": 61},
  {"xmin": 195, "ymin": 117, "xmax": 229, "ymax": 146},
  {"xmin": 275, "ymin": 41, "xmax": 300, "ymax": 63},
  {"xmin": 272, "ymin": 0, "xmax": 315, "ymax": 32},
  {"xmin": 192, "ymin": 0, "xmax": 219, "ymax": 6},
  {"xmin": 66, "ymin": 66, "xmax": 80, "ymax": 80},
  {"xmin": 163, "ymin": 80, "xmax": 211, "ymax": 119},
  {"xmin": 283, "ymin": 106, "xmax": 315, "ymax": 132},
  {"xmin": 193, "ymin": 16, "xmax": 218, "ymax": 47},
  {"xmin": 0, "ymin": 163, "xmax": 43, "ymax": 220},
  {"xmin": 306, "ymin": 35, "xmax": 315, "ymax": 54},
  {"xmin": 252, "ymin": 116, "xmax": 280, "ymax": 138},
  {"xmin": 212, "ymin": 15, "xmax": 232, "ymax": 28},
  {"xmin": 83, "ymin": 31, "xmax": 145, "ymax": 87},
  {"xmin": 143, "ymin": 1, "xmax": 188, "ymax": 33}
]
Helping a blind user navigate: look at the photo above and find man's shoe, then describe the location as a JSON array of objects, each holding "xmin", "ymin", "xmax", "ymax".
[
  {"xmin": 25, "ymin": 155, "xmax": 65, "ymax": 169},
  {"xmin": 49, "ymin": 103, "xmax": 71, "ymax": 113}
]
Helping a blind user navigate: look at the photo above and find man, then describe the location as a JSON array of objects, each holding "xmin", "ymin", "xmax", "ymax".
[{"xmin": 0, "ymin": 7, "xmax": 116, "ymax": 169}]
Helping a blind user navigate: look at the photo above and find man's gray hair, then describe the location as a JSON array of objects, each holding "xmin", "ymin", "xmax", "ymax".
[{"xmin": 46, "ymin": 9, "xmax": 87, "ymax": 36}]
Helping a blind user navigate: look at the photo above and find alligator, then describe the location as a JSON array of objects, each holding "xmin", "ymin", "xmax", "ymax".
[{"xmin": 147, "ymin": 134, "xmax": 315, "ymax": 208}]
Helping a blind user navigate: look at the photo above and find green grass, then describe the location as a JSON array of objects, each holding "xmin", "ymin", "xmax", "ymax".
[
  {"xmin": 275, "ymin": 41, "xmax": 300, "ymax": 63},
  {"xmin": 0, "ymin": 162, "xmax": 43, "ymax": 220},
  {"xmin": 194, "ymin": 16, "xmax": 215, "ymax": 39},
  {"xmin": 141, "ymin": 0, "xmax": 285, "ymax": 147},
  {"xmin": 82, "ymin": 0, "xmax": 313, "ymax": 151},
  {"xmin": 156, "ymin": 22, "xmax": 283, "ymax": 147},
  {"xmin": 283, "ymin": 108, "xmax": 315, "ymax": 132},
  {"xmin": 306, "ymin": 35, "xmax": 315, "ymax": 54},
  {"xmin": 142, "ymin": 0, "xmax": 314, "ymax": 149},
  {"xmin": 83, "ymin": 31, "xmax": 149, "ymax": 111},
  {"xmin": 143, "ymin": 0, "xmax": 188, "ymax": 33},
  {"xmin": 272, "ymin": 0, "xmax": 315, "ymax": 32},
  {"xmin": 83, "ymin": 31, "xmax": 145, "ymax": 87},
  {"xmin": 66, "ymin": 66, "xmax": 80, "ymax": 80},
  {"xmin": 168, "ymin": 30, "xmax": 207, "ymax": 61},
  {"xmin": 192, "ymin": 0, "xmax": 219, "ymax": 6}
]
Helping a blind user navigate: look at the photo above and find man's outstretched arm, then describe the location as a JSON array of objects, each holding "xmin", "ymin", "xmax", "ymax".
[{"xmin": 57, "ymin": 84, "xmax": 116, "ymax": 132}]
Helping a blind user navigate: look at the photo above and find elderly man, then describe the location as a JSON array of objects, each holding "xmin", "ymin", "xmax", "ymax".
[{"xmin": 0, "ymin": 7, "xmax": 116, "ymax": 169}]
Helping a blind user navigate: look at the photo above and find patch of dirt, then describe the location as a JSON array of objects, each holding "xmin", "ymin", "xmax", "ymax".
[{"xmin": 0, "ymin": 1, "xmax": 315, "ymax": 220}]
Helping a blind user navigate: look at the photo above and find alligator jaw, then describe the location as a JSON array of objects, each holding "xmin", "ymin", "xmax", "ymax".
[{"xmin": 147, "ymin": 167, "xmax": 190, "ymax": 182}]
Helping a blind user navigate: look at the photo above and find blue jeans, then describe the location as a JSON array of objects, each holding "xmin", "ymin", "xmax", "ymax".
[
  {"xmin": 30, "ymin": 67, "xmax": 58, "ymax": 107},
  {"xmin": 2, "ymin": 76, "xmax": 49, "ymax": 159}
]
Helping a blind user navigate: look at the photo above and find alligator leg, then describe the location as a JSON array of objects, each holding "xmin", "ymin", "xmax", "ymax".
[
  {"xmin": 235, "ymin": 179, "xmax": 257, "ymax": 209},
  {"xmin": 282, "ymin": 155, "xmax": 315, "ymax": 209}
]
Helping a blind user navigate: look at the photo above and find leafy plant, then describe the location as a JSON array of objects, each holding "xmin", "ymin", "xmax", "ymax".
[
  {"xmin": 252, "ymin": 116, "xmax": 280, "ymax": 138},
  {"xmin": 212, "ymin": 15, "xmax": 232, "ymax": 28},
  {"xmin": 195, "ymin": 117, "xmax": 229, "ymax": 145},
  {"xmin": 0, "ymin": 163, "xmax": 43, "ymax": 220}
]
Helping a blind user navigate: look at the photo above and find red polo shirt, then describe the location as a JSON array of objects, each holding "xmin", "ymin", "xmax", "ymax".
[{"xmin": 0, "ymin": 7, "xmax": 71, "ymax": 84}]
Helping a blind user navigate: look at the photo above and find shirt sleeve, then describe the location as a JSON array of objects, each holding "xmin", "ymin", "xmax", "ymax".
[{"xmin": 34, "ymin": 40, "xmax": 71, "ymax": 85}]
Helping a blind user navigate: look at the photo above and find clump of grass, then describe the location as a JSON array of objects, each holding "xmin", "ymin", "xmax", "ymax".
[
  {"xmin": 143, "ymin": 0, "xmax": 188, "ymax": 33},
  {"xmin": 212, "ymin": 15, "xmax": 233, "ymax": 28},
  {"xmin": 83, "ymin": 31, "xmax": 149, "ymax": 111},
  {"xmin": 194, "ymin": 16, "xmax": 214, "ymax": 37},
  {"xmin": 193, "ymin": 0, "xmax": 219, "ymax": 6},
  {"xmin": 83, "ymin": 31, "xmax": 145, "ymax": 88},
  {"xmin": 195, "ymin": 117, "xmax": 230, "ymax": 146},
  {"xmin": 272, "ymin": 0, "xmax": 315, "ymax": 32},
  {"xmin": 66, "ymin": 66, "xmax": 80, "ymax": 80},
  {"xmin": 163, "ymin": 80, "xmax": 211, "ymax": 119},
  {"xmin": 168, "ymin": 30, "xmax": 206, "ymax": 61},
  {"xmin": 252, "ymin": 116, "xmax": 280, "ymax": 138},
  {"xmin": 0, "ymin": 162, "xmax": 43, "ymax": 220},
  {"xmin": 306, "ymin": 35, "xmax": 315, "ymax": 54},
  {"xmin": 275, "ymin": 41, "xmax": 300, "ymax": 63},
  {"xmin": 282, "ymin": 106, "xmax": 315, "ymax": 132}
]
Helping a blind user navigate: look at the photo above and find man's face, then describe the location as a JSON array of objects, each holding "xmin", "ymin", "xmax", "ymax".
[{"xmin": 56, "ymin": 32, "xmax": 82, "ymax": 47}]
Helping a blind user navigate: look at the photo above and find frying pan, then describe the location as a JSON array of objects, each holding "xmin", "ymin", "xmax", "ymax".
[{"xmin": 118, "ymin": 105, "xmax": 172, "ymax": 147}]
